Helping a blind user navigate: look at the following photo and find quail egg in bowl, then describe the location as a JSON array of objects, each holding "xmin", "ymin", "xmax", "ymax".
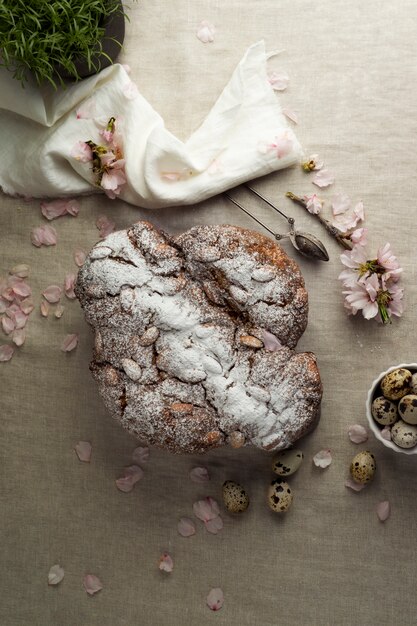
[{"xmin": 366, "ymin": 363, "xmax": 417, "ymax": 455}]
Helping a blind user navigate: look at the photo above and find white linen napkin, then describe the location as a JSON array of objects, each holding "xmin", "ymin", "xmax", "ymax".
[{"xmin": 0, "ymin": 41, "xmax": 301, "ymax": 209}]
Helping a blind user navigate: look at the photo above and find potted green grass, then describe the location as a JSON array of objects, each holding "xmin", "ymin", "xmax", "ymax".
[{"xmin": 0, "ymin": 0, "xmax": 131, "ymax": 88}]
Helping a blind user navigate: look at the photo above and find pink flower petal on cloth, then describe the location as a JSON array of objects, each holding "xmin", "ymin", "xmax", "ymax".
[
  {"xmin": 345, "ymin": 477, "xmax": 366, "ymax": 492},
  {"xmin": 205, "ymin": 515, "xmax": 223, "ymax": 534},
  {"xmin": 313, "ymin": 449, "xmax": 332, "ymax": 468},
  {"xmin": 61, "ymin": 333, "xmax": 79, "ymax": 352},
  {"xmin": 0, "ymin": 344, "xmax": 14, "ymax": 361},
  {"xmin": 0, "ymin": 298, "xmax": 7, "ymax": 314},
  {"xmin": 348, "ymin": 424, "xmax": 368, "ymax": 444},
  {"xmin": 350, "ymin": 227, "xmax": 368, "ymax": 246},
  {"xmin": 76, "ymin": 99, "xmax": 96, "ymax": 119},
  {"xmin": 282, "ymin": 108, "xmax": 299, "ymax": 124},
  {"xmin": 42, "ymin": 285, "xmax": 62, "ymax": 303},
  {"xmin": 376, "ymin": 500, "xmax": 390, "ymax": 522},
  {"xmin": 31, "ymin": 225, "xmax": 57, "ymax": 247},
  {"xmin": 268, "ymin": 71, "xmax": 289, "ymax": 91},
  {"xmin": 96, "ymin": 215, "xmax": 116, "ymax": 239},
  {"xmin": 40, "ymin": 301, "xmax": 50, "ymax": 317},
  {"xmin": 12, "ymin": 281, "xmax": 31, "ymax": 298},
  {"xmin": 115, "ymin": 465, "xmax": 144, "ymax": 493},
  {"xmin": 70, "ymin": 141, "xmax": 93, "ymax": 163},
  {"xmin": 313, "ymin": 169, "xmax": 335, "ymax": 188},
  {"xmin": 303, "ymin": 194, "xmax": 322, "ymax": 215},
  {"xmin": 54, "ymin": 304, "xmax": 65, "ymax": 319},
  {"xmin": 48, "ymin": 564, "xmax": 65, "ymax": 586},
  {"xmin": 381, "ymin": 426, "xmax": 392, "ymax": 441},
  {"xmin": 10, "ymin": 264, "xmax": 30, "ymax": 278},
  {"xmin": 262, "ymin": 329, "xmax": 283, "ymax": 351},
  {"xmin": 20, "ymin": 298, "xmax": 34, "ymax": 315},
  {"xmin": 331, "ymin": 193, "xmax": 351, "ymax": 216},
  {"xmin": 64, "ymin": 273, "xmax": 76, "ymax": 299},
  {"xmin": 193, "ymin": 497, "xmax": 220, "ymax": 522},
  {"xmin": 132, "ymin": 446, "xmax": 150, "ymax": 465},
  {"xmin": 12, "ymin": 329, "xmax": 26, "ymax": 346},
  {"xmin": 178, "ymin": 517, "xmax": 196, "ymax": 537},
  {"xmin": 83, "ymin": 574, "xmax": 102, "ymax": 596},
  {"xmin": 2, "ymin": 315, "xmax": 15, "ymax": 335},
  {"xmin": 122, "ymin": 80, "xmax": 139, "ymax": 100},
  {"xmin": 158, "ymin": 553, "xmax": 174, "ymax": 573},
  {"xmin": 75, "ymin": 441, "xmax": 92, "ymax": 462},
  {"xmin": 196, "ymin": 20, "xmax": 215, "ymax": 43},
  {"xmin": 74, "ymin": 249, "xmax": 86, "ymax": 267},
  {"xmin": 190, "ymin": 467, "xmax": 210, "ymax": 483},
  {"xmin": 207, "ymin": 588, "xmax": 224, "ymax": 611},
  {"xmin": 41, "ymin": 199, "xmax": 80, "ymax": 220}
]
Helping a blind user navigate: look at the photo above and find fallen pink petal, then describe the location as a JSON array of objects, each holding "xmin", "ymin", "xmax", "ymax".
[
  {"xmin": 132, "ymin": 446, "xmax": 150, "ymax": 465},
  {"xmin": 207, "ymin": 588, "xmax": 224, "ymax": 611},
  {"xmin": 282, "ymin": 108, "xmax": 299, "ymax": 124},
  {"xmin": 75, "ymin": 441, "xmax": 92, "ymax": 462},
  {"xmin": 10, "ymin": 264, "xmax": 30, "ymax": 278},
  {"xmin": 42, "ymin": 285, "xmax": 62, "ymax": 303},
  {"xmin": 262, "ymin": 329, "xmax": 284, "ymax": 351},
  {"xmin": 12, "ymin": 281, "xmax": 31, "ymax": 298},
  {"xmin": 96, "ymin": 215, "xmax": 116, "ymax": 239},
  {"xmin": 158, "ymin": 552, "xmax": 174, "ymax": 573},
  {"xmin": 0, "ymin": 344, "xmax": 14, "ymax": 362},
  {"xmin": 313, "ymin": 449, "xmax": 332, "ymax": 468},
  {"xmin": 40, "ymin": 301, "xmax": 50, "ymax": 317},
  {"xmin": 376, "ymin": 500, "xmax": 390, "ymax": 522},
  {"xmin": 20, "ymin": 298, "xmax": 34, "ymax": 315},
  {"xmin": 193, "ymin": 497, "xmax": 220, "ymax": 522},
  {"xmin": 74, "ymin": 248, "xmax": 86, "ymax": 267},
  {"xmin": 31, "ymin": 225, "xmax": 58, "ymax": 247},
  {"xmin": 303, "ymin": 194, "xmax": 322, "ymax": 215},
  {"xmin": 205, "ymin": 515, "xmax": 223, "ymax": 534},
  {"xmin": 196, "ymin": 20, "xmax": 215, "ymax": 43},
  {"xmin": 70, "ymin": 141, "xmax": 93, "ymax": 163},
  {"xmin": 54, "ymin": 304, "xmax": 65, "ymax": 319},
  {"xmin": 348, "ymin": 424, "xmax": 368, "ymax": 444},
  {"xmin": 313, "ymin": 169, "xmax": 335, "ymax": 188},
  {"xmin": 331, "ymin": 193, "xmax": 351, "ymax": 216},
  {"xmin": 2, "ymin": 315, "xmax": 15, "ymax": 335},
  {"xmin": 345, "ymin": 477, "xmax": 367, "ymax": 492},
  {"xmin": 268, "ymin": 71, "xmax": 289, "ymax": 91},
  {"xmin": 190, "ymin": 467, "xmax": 210, "ymax": 483},
  {"xmin": 12, "ymin": 329, "xmax": 26, "ymax": 346},
  {"xmin": 83, "ymin": 574, "xmax": 103, "ymax": 596},
  {"xmin": 178, "ymin": 517, "xmax": 196, "ymax": 537},
  {"xmin": 48, "ymin": 564, "xmax": 65, "ymax": 586},
  {"xmin": 61, "ymin": 333, "xmax": 79, "ymax": 352},
  {"xmin": 41, "ymin": 198, "xmax": 80, "ymax": 220},
  {"xmin": 64, "ymin": 273, "xmax": 77, "ymax": 299},
  {"xmin": 115, "ymin": 465, "xmax": 144, "ymax": 493}
]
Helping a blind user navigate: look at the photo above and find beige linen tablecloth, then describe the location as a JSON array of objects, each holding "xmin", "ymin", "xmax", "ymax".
[{"xmin": 2, "ymin": 1, "xmax": 417, "ymax": 624}]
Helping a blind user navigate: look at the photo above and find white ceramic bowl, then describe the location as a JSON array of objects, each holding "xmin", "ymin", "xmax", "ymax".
[{"xmin": 366, "ymin": 363, "xmax": 417, "ymax": 455}]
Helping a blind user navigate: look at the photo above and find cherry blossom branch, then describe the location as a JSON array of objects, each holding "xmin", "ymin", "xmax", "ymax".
[{"xmin": 286, "ymin": 191, "xmax": 353, "ymax": 250}]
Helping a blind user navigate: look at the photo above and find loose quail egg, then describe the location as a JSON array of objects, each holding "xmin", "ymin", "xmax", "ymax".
[
  {"xmin": 391, "ymin": 420, "xmax": 417, "ymax": 448},
  {"xmin": 350, "ymin": 451, "xmax": 376, "ymax": 484},
  {"xmin": 380, "ymin": 368, "xmax": 412, "ymax": 401},
  {"xmin": 371, "ymin": 396, "xmax": 398, "ymax": 426},
  {"xmin": 222, "ymin": 481, "xmax": 249, "ymax": 513},
  {"xmin": 398, "ymin": 394, "xmax": 417, "ymax": 425},
  {"xmin": 272, "ymin": 449, "xmax": 303, "ymax": 477},
  {"xmin": 411, "ymin": 373, "xmax": 417, "ymax": 394},
  {"xmin": 267, "ymin": 479, "xmax": 293, "ymax": 513}
]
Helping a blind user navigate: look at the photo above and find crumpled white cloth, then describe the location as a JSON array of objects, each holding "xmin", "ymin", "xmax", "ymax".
[{"xmin": 0, "ymin": 41, "xmax": 301, "ymax": 209}]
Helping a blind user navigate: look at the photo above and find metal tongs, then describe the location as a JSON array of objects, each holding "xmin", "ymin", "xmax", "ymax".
[{"xmin": 225, "ymin": 184, "xmax": 329, "ymax": 262}]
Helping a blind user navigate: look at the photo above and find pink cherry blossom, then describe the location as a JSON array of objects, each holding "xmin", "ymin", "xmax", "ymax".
[
  {"xmin": 376, "ymin": 500, "xmax": 390, "ymax": 522},
  {"xmin": 41, "ymin": 198, "xmax": 80, "ymax": 220},
  {"xmin": 115, "ymin": 465, "xmax": 144, "ymax": 492},
  {"xmin": 268, "ymin": 71, "xmax": 289, "ymax": 91},
  {"xmin": 99, "ymin": 129, "xmax": 114, "ymax": 143},
  {"xmin": 207, "ymin": 588, "xmax": 224, "ymax": 611},
  {"xmin": 348, "ymin": 424, "xmax": 368, "ymax": 444},
  {"xmin": 158, "ymin": 553, "xmax": 174, "ymax": 573},
  {"xmin": 303, "ymin": 194, "xmax": 322, "ymax": 215},
  {"xmin": 178, "ymin": 517, "xmax": 196, "ymax": 537},
  {"xmin": 262, "ymin": 329, "xmax": 283, "ymax": 351},
  {"xmin": 313, "ymin": 449, "xmax": 332, "ymax": 468},
  {"xmin": 61, "ymin": 333, "xmax": 79, "ymax": 352},
  {"xmin": 31, "ymin": 225, "xmax": 57, "ymax": 247},
  {"xmin": 0, "ymin": 344, "xmax": 14, "ymax": 361},
  {"xmin": 282, "ymin": 108, "xmax": 298, "ymax": 124},
  {"xmin": 377, "ymin": 243, "xmax": 403, "ymax": 281},
  {"xmin": 190, "ymin": 467, "xmax": 210, "ymax": 483},
  {"xmin": 71, "ymin": 141, "xmax": 93, "ymax": 163},
  {"xmin": 101, "ymin": 160, "xmax": 127, "ymax": 199},
  {"xmin": 350, "ymin": 227, "xmax": 368, "ymax": 246},
  {"xmin": 312, "ymin": 169, "xmax": 334, "ymax": 188},
  {"xmin": 42, "ymin": 285, "xmax": 62, "ymax": 303},
  {"xmin": 343, "ymin": 274, "xmax": 379, "ymax": 319},
  {"xmin": 74, "ymin": 248, "xmax": 86, "ymax": 267},
  {"xmin": 132, "ymin": 446, "xmax": 150, "ymax": 465},
  {"xmin": 75, "ymin": 441, "xmax": 92, "ymax": 462},
  {"xmin": 96, "ymin": 215, "xmax": 116, "ymax": 239},
  {"xmin": 83, "ymin": 574, "xmax": 102, "ymax": 596},
  {"xmin": 302, "ymin": 154, "xmax": 324, "ymax": 171},
  {"xmin": 48, "ymin": 565, "xmax": 65, "ymax": 586},
  {"xmin": 193, "ymin": 497, "xmax": 220, "ymax": 522},
  {"xmin": 64, "ymin": 273, "xmax": 76, "ymax": 299},
  {"xmin": 345, "ymin": 478, "xmax": 366, "ymax": 492},
  {"xmin": 386, "ymin": 283, "xmax": 404, "ymax": 318},
  {"xmin": 196, "ymin": 20, "xmax": 215, "ymax": 43}
]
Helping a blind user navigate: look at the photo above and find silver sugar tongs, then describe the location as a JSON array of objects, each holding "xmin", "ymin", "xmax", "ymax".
[{"xmin": 224, "ymin": 184, "xmax": 329, "ymax": 262}]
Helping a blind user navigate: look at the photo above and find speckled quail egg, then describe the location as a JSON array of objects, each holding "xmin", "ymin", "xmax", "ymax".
[
  {"xmin": 272, "ymin": 449, "xmax": 303, "ymax": 477},
  {"xmin": 380, "ymin": 368, "xmax": 412, "ymax": 401},
  {"xmin": 267, "ymin": 479, "xmax": 293, "ymax": 513},
  {"xmin": 350, "ymin": 451, "xmax": 376, "ymax": 484},
  {"xmin": 391, "ymin": 420, "xmax": 417, "ymax": 448},
  {"xmin": 371, "ymin": 396, "xmax": 398, "ymax": 426},
  {"xmin": 398, "ymin": 394, "xmax": 417, "ymax": 425},
  {"xmin": 222, "ymin": 481, "xmax": 249, "ymax": 513},
  {"xmin": 411, "ymin": 373, "xmax": 417, "ymax": 394}
]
